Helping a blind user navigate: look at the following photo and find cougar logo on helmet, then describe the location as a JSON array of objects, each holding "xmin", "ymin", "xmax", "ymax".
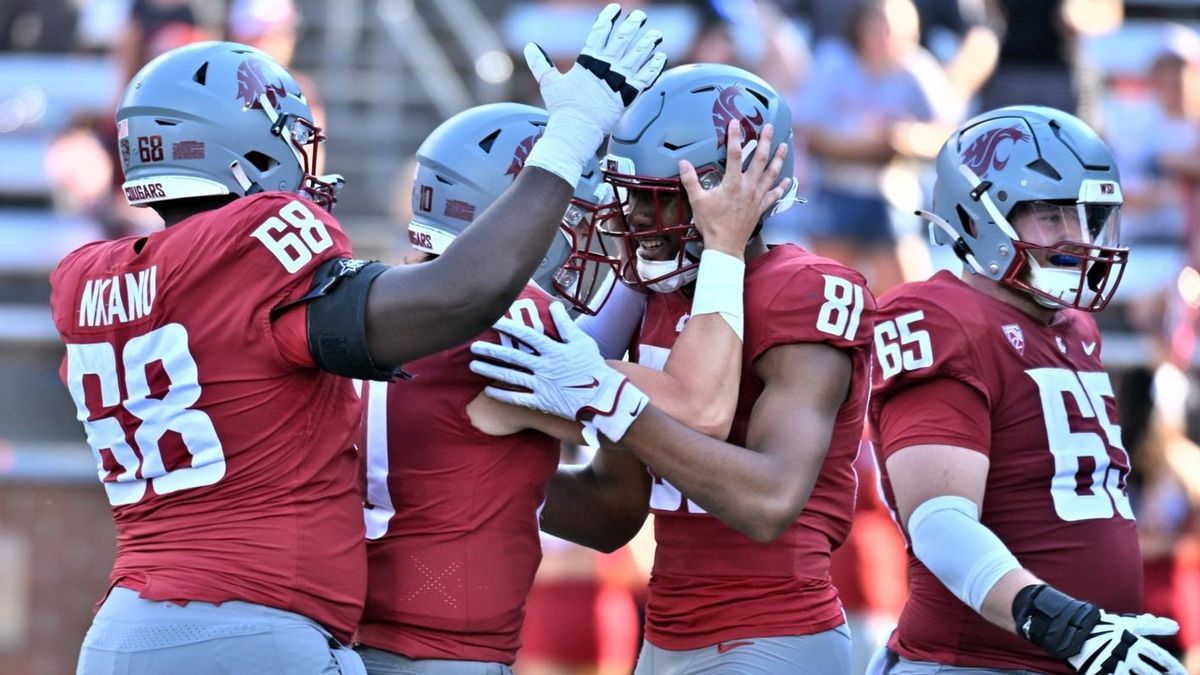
[
  {"xmin": 235, "ymin": 58, "xmax": 287, "ymax": 112},
  {"xmin": 712, "ymin": 85, "xmax": 764, "ymax": 148},
  {"xmin": 962, "ymin": 125, "xmax": 1030, "ymax": 178},
  {"xmin": 505, "ymin": 129, "xmax": 544, "ymax": 180}
]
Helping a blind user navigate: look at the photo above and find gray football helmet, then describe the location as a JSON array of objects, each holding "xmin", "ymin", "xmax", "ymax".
[
  {"xmin": 600, "ymin": 63, "xmax": 798, "ymax": 292},
  {"xmin": 408, "ymin": 103, "xmax": 617, "ymax": 313},
  {"xmin": 924, "ymin": 105, "xmax": 1128, "ymax": 311},
  {"xmin": 117, "ymin": 41, "xmax": 342, "ymax": 210}
]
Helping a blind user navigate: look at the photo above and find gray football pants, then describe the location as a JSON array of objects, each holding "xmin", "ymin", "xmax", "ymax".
[
  {"xmin": 76, "ymin": 586, "xmax": 365, "ymax": 675},
  {"xmin": 633, "ymin": 624, "xmax": 852, "ymax": 675},
  {"xmin": 356, "ymin": 645, "xmax": 512, "ymax": 675},
  {"xmin": 871, "ymin": 648, "xmax": 1043, "ymax": 675}
]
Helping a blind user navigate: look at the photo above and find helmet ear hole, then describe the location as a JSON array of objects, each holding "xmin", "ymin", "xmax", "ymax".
[
  {"xmin": 243, "ymin": 151, "xmax": 277, "ymax": 172},
  {"xmin": 956, "ymin": 204, "xmax": 977, "ymax": 238}
]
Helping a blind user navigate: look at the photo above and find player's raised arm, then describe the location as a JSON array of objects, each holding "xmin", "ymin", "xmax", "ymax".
[
  {"xmin": 362, "ymin": 3, "xmax": 666, "ymax": 367},
  {"xmin": 606, "ymin": 121, "xmax": 790, "ymax": 438}
]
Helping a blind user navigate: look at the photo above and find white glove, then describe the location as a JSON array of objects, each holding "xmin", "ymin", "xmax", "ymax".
[
  {"xmin": 524, "ymin": 3, "xmax": 667, "ymax": 187},
  {"xmin": 1068, "ymin": 611, "xmax": 1185, "ymax": 675},
  {"xmin": 469, "ymin": 302, "xmax": 649, "ymax": 447}
]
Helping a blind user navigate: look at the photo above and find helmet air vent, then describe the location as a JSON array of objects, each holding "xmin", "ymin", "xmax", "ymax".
[
  {"xmin": 478, "ymin": 129, "xmax": 501, "ymax": 153},
  {"xmin": 956, "ymin": 204, "xmax": 977, "ymax": 238},
  {"xmin": 193, "ymin": 62, "xmax": 208, "ymax": 85},
  {"xmin": 243, "ymin": 151, "xmax": 277, "ymax": 172},
  {"xmin": 744, "ymin": 88, "xmax": 769, "ymax": 107},
  {"xmin": 1026, "ymin": 159, "xmax": 1062, "ymax": 181}
]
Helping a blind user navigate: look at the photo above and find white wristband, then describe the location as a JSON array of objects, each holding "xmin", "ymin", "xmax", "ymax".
[
  {"xmin": 689, "ymin": 249, "xmax": 746, "ymax": 340},
  {"xmin": 524, "ymin": 113, "xmax": 604, "ymax": 188},
  {"xmin": 580, "ymin": 379, "xmax": 649, "ymax": 448}
]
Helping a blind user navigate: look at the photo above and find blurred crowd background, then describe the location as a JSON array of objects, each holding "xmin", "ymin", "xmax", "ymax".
[{"xmin": 1, "ymin": 0, "xmax": 1200, "ymax": 673}]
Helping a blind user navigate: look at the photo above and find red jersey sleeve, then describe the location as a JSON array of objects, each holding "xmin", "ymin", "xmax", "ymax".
[
  {"xmin": 229, "ymin": 193, "xmax": 355, "ymax": 369},
  {"xmin": 746, "ymin": 263, "xmax": 876, "ymax": 362},
  {"xmin": 877, "ymin": 376, "xmax": 992, "ymax": 460},
  {"xmin": 870, "ymin": 292, "xmax": 992, "ymax": 397}
]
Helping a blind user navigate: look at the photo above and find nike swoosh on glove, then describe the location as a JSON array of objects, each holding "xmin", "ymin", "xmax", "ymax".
[
  {"xmin": 1067, "ymin": 611, "xmax": 1186, "ymax": 675},
  {"xmin": 469, "ymin": 302, "xmax": 648, "ymax": 447},
  {"xmin": 523, "ymin": 3, "xmax": 667, "ymax": 186}
]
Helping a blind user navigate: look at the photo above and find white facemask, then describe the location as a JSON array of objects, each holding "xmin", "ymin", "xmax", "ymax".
[{"xmin": 636, "ymin": 247, "xmax": 698, "ymax": 294}]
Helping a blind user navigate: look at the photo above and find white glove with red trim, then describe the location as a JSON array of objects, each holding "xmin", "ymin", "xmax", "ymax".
[
  {"xmin": 524, "ymin": 3, "xmax": 666, "ymax": 187},
  {"xmin": 469, "ymin": 302, "xmax": 648, "ymax": 446}
]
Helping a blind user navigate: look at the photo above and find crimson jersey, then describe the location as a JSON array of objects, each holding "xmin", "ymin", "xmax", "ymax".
[
  {"xmin": 869, "ymin": 270, "xmax": 1142, "ymax": 673},
  {"xmin": 356, "ymin": 285, "xmax": 562, "ymax": 665},
  {"xmin": 49, "ymin": 193, "xmax": 366, "ymax": 642},
  {"xmin": 632, "ymin": 244, "xmax": 876, "ymax": 650}
]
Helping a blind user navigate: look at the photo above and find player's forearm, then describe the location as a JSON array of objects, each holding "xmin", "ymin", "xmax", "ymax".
[
  {"xmin": 610, "ymin": 314, "xmax": 740, "ymax": 438},
  {"xmin": 541, "ymin": 461, "xmax": 649, "ymax": 553},
  {"xmin": 438, "ymin": 167, "xmax": 574, "ymax": 314},
  {"xmin": 619, "ymin": 407, "xmax": 800, "ymax": 542},
  {"xmin": 979, "ymin": 567, "xmax": 1042, "ymax": 633},
  {"xmin": 365, "ymin": 169, "xmax": 573, "ymax": 365}
]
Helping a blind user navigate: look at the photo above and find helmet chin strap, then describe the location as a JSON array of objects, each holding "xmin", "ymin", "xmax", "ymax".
[{"xmin": 636, "ymin": 247, "xmax": 698, "ymax": 293}]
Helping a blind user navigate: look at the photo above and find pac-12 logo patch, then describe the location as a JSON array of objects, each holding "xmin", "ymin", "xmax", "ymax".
[{"xmin": 1001, "ymin": 323, "xmax": 1024, "ymax": 355}]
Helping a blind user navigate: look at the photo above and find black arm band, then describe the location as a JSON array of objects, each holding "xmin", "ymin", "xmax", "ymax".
[
  {"xmin": 272, "ymin": 258, "xmax": 401, "ymax": 382},
  {"xmin": 1011, "ymin": 584, "xmax": 1102, "ymax": 660}
]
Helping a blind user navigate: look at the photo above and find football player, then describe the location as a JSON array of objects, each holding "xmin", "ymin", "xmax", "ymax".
[
  {"xmin": 352, "ymin": 96, "xmax": 783, "ymax": 674},
  {"xmin": 50, "ymin": 6, "xmax": 666, "ymax": 673},
  {"xmin": 866, "ymin": 105, "xmax": 1187, "ymax": 675},
  {"xmin": 468, "ymin": 64, "xmax": 876, "ymax": 675}
]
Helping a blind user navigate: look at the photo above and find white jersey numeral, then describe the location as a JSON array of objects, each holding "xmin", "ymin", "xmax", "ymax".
[
  {"xmin": 649, "ymin": 472, "xmax": 708, "ymax": 514},
  {"xmin": 636, "ymin": 344, "xmax": 707, "ymax": 514},
  {"xmin": 250, "ymin": 200, "xmax": 333, "ymax": 273},
  {"xmin": 497, "ymin": 298, "xmax": 545, "ymax": 353},
  {"xmin": 65, "ymin": 323, "xmax": 225, "ymax": 506},
  {"xmin": 361, "ymin": 296, "xmax": 546, "ymax": 538},
  {"xmin": 1026, "ymin": 367, "xmax": 1134, "ymax": 522},
  {"xmin": 816, "ymin": 275, "xmax": 865, "ymax": 340},
  {"xmin": 362, "ymin": 380, "xmax": 395, "ymax": 540},
  {"xmin": 874, "ymin": 311, "xmax": 934, "ymax": 380}
]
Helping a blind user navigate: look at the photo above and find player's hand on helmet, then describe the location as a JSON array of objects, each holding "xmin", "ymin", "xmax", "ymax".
[
  {"xmin": 523, "ymin": 3, "xmax": 667, "ymax": 187},
  {"xmin": 469, "ymin": 302, "xmax": 648, "ymax": 447},
  {"xmin": 680, "ymin": 120, "xmax": 791, "ymax": 257},
  {"xmin": 1067, "ymin": 610, "xmax": 1185, "ymax": 675}
]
